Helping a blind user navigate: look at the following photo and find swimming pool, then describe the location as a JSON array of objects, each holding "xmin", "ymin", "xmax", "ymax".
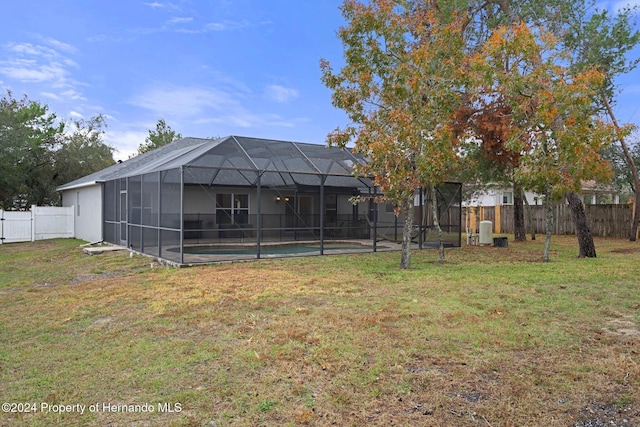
[{"xmin": 182, "ymin": 242, "xmax": 372, "ymax": 255}]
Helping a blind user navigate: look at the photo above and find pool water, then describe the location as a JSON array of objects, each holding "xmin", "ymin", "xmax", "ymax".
[{"xmin": 183, "ymin": 242, "xmax": 371, "ymax": 255}]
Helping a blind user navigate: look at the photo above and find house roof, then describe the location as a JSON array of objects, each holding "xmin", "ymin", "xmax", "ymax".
[
  {"xmin": 57, "ymin": 135, "xmax": 373, "ymax": 191},
  {"xmin": 580, "ymin": 180, "xmax": 618, "ymax": 194}
]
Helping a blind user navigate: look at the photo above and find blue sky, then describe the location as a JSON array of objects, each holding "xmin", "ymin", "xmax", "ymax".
[{"xmin": 0, "ymin": 1, "xmax": 639, "ymax": 161}]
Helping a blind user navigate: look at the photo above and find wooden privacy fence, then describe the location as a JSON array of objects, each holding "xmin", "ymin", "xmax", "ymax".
[
  {"xmin": 0, "ymin": 205, "xmax": 75, "ymax": 244},
  {"xmin": 463, "ymin": 204, "xmax": 634, "ymax": 238}
]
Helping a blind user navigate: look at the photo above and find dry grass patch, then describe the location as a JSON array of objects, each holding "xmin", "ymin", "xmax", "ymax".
[{"xmin": 0, "ymin": 237, "xmax": 639, "ymax": 426}]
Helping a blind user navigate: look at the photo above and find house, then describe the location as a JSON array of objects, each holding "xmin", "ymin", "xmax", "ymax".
[
  {"xmin": 461, "ymin": 181, "xmax": 621, "ymax": 235},
  {"xmin": 464, "ymin": 181, "xmax": 620, "ymax": 208},
  {"xmin": 58, "ymin": 136, "xmax": 462, "ymax": 264}
]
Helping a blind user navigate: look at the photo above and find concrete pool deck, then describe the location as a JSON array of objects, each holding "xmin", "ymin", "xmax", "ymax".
[
  {"xmin": 178, "ymin": 240, "xmax": 401, "ymax": 265},
  {"xmin": 81, "ymin": 239, "xmax": 455, "ymax": 267}
]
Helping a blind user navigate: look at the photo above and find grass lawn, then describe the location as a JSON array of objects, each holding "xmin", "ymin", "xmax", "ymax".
[{"xmin": 0, "ymin": 236, "xmax": 639, "ymax": 426}]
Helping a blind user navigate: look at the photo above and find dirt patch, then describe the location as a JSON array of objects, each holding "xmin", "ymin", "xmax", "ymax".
[
  {"xmin": 605, "ymin": 318, "xmax": 640, "ymax": 339},
  {"xmin": 574, "ymin": 402, "xmax": 639, "ymax": 426},
  {"xmin": 69, "ymin": 272, "xmax": 119, "ymax": 285},
  {"xmin": 610, "ymin": 247, "xmax": 640, "ymax": 254},
  {"xmin": 69, "ymin": 266, "xmax": 153, "ymax": 286},
  {"xmin": 90, "ymin": 316, "xmax": 115, "ymax": 327}
]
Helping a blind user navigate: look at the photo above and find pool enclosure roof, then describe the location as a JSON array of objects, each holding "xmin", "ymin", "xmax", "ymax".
[{"xmin": 58, "ymin": 135, "xmax": 374, "ymax": 191}]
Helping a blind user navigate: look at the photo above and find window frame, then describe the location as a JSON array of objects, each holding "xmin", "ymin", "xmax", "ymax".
[{"xmin": 216, "ymin": 192, "xmax": 249, "ymax": 224}]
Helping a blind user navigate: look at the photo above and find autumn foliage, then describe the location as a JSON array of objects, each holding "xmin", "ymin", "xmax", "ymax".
[
  {"xmin": 454, "ymin": 95, "xmax": 523, "ymax": 170},
  {"xmin": 320, "ymin": 0, "xmax": 467, "ymax": 203},
  {"xmin": 323, "ymin": 0, "xmax": 624, "ymax": 265}
]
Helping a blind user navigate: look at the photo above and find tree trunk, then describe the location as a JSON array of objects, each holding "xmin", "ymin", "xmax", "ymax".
[
  {"xmin": 634, "ymin": 196, "xmax": 640, "ymax": 241},
  {"xmin": 603, "ymin": 96, "xmax": 640, "ymax": 241},
  {"xmin": 400, "ymin": 196, "xmax": 414, "ymax": 269},
  {"xmin": 430, "ymin": 187, "xmax": 445, "ymax": 263},
  {"xmin": 566, "ymin": 191, "xmax": 596, "ymax": 258},
  {"xmin": 523, "ymin": 193, "xmax": 535, "ymax": 240},
  {"xmin": 513, "ymin": 183, "xmax": 526, "ymax": 242},
  {"xmin": 543, "ymin": 192, "xmax": 553, "ymax": 263}
]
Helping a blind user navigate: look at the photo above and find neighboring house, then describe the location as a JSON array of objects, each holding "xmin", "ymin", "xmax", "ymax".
[
  {"xmin": 58, "ymin": 136, "xmax": 462, "ymax": 264},
  {"xmin": 463, "ymin": 187, "xmax": 538, "ymax": 208},
  {"xmin": 464, "ymin": 181, "xmax": 620, "ymax": 208},
  {"xmin": 580, "ymin": 180, "xmax": 620, "ymax": 205}
]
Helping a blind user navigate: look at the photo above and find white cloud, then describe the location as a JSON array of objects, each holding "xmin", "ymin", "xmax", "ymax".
[
  {"xmin": 203, "ymin": 20, "xmax": 250, "ymax": 32},
  {"xmin": 264, "ymin": 84, "xmax": 299, "ymax": 103},
  {"xmin": 194, "ymin": 110, "xmax": 302, "ymax": 130},
  {"xmin": 6, "ymin": 40, "xmax": 78, "ymax": 60},
  {"xmin": 6, "ymin": 42, "xmax": 46, "ymax": 56},
  {"xmin": 172, "ymin": 20, "xmax": 252, "ymax": 34},
  {"xmin": 60, "ymin": 89, "xmax": 86, "ymax": 101},
  {"xmin": 128, "ymin": 81, "xmax": 305, "ymax": 133},
  {"xmin": 69, "ymin": 111, "xmax": 83, "ymax": 118},
  {"xmin": 167, "ymin": 17, "xmax": 193, "ymax": 25},
  {"xmin": 144, "ymin": 2, "xmax": 181, "ymax": 11},
  {"xmin": 195, "ymin": 113, "xmax": 259, "ymax": 128},
  {"xmin": 128, "ymin": 85, "xmax": 238, "ymax": 117},
  {"xmin": 62, "ymin": 58, "xmax": 79, "ymax": 68},
  {"xmin": 0, "ymin": 59, "xmax": 69, "ymax": 83},
  {"xmin": 41, "ymin": 91, "xmax": 61, "ymax": 101},
  {"xmin": 43, "ymin": 38, "xmax": 78, "ymax": 54},
  {"xmin": 621, "ymin": 0, "xmax": 640, "ymax": 7},
  {"xmin": 104, "ymin": 129, "xmax": 148, "ymax": 161},
  {"xmin": 605, "ymin": 0, "xmax": 640, "ymax": 10},
  {"xmin": 0, "ymin": 38, "xmax": 83, "ymax": 103}
]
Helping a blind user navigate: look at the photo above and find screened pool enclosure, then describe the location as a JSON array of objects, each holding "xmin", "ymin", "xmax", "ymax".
[{"xmin": 101, "ymin": 136, "xmax": 461, "ymax": 264}]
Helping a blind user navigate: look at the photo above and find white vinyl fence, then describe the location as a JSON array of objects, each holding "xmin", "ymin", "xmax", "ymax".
[{"xmin": 0, "ymin": 205, "xmax": 74, "ymax": 244}]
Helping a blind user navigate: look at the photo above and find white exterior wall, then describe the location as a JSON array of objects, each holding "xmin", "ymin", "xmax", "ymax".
[
  {"xmin": 183, "ymin": 186, "xmax": 216, "ymax": 215},
  {"xmin": 61, "ymin": 184, "xmax": 103, "ymax": 243},
  {"xmin": 183, "ymin": 186, "xmax": 287, "ymax": 217},
  {"xmin": 465, "ymin": 188, "xmax": 539, "ymax": 207},
  {"xmin": 376, "ymin": 203, "xmax": 396, "ymax": 224},
  {"xmin": 465, "ymin": 187, "xmax": 619, "ymax": 207},
  {"xmin": 184, "ymin": 186, "xmax": 371, "ymax": 217}
]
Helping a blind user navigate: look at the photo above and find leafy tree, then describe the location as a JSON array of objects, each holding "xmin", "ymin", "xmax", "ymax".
[
  {"xmin": 469, "ymin": 22, "xmax": 616, "ymax": 261},
  {"xmin": 453, "ymin": 0, "xmax": 638, "ymax": 254},
  {"xmin": 564, "ymin": 5, "xmax": 640, "ymax": 240},
  {"xmin": 602, "ymin": 133, "xmax": 640, "ymax": 200},
  {"xmin": 0, "ymin": 92, "xmax": 116, "ymax": 209},
  {"xmin": 602, "ymin": 105, "xmax": 639, "ymax": 239},
  {"xmin": 321, "ymin": 0, "xmax": 467, "ymax": 268},
  {"xmin": 454, "ymin": 0, "xmax": 571, "ymax": 244},
  {"xmin": 138, "ymin": 118, "xmax": 182, "ymax": 154},
  {"xmin": 454, "ymin": 93, "xmax": 529, "ymax": 241},
  {"xmin": 0, "ymin": 91, "xmax": 63, "ymax": 209},
  {"xmin": 458, "ymin": 0, "xmax": 636, "ymax": 258},
  {"xmin": 324, "ymin": 0, "xmax": 633, "ymax": 263},
  {"xmin": 54, "ymin": 115, "xmax": 115, "ymax": 187}
]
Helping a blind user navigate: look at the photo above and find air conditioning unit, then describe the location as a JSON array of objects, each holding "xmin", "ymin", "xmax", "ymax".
[{"xmin": 479, "ymin": 220, "xmax": 493, "ymax": 245}]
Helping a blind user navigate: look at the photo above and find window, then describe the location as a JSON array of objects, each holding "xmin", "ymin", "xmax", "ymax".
[
  {"xmin": 325, "ymin": 194, "xmax": 337, "ymax": 223},
  {"xmin": 502, "ymin": 191, "xmax": 513, "ymax": 205},
  {"xmin": 76, "ymin": 191, "xmax": 80, "ymax": 216},
  {"xmin": 216, "ymin": 193, "xmax": 249, "ymax": 224}
]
